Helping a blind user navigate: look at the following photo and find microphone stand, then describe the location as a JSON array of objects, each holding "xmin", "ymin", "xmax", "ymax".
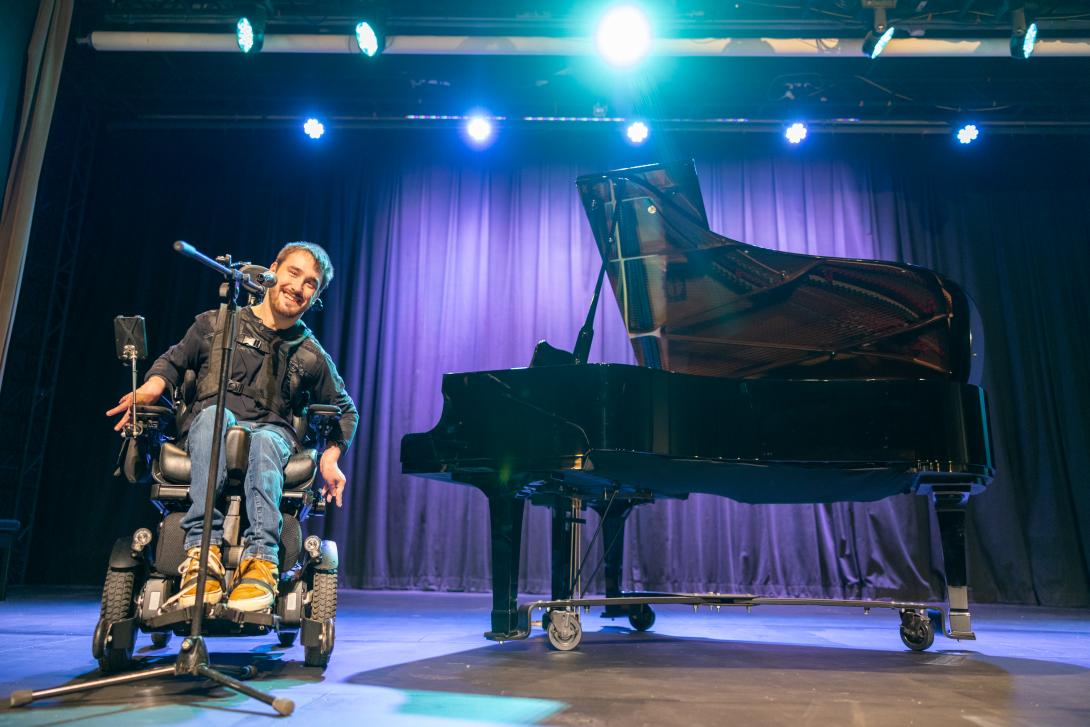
[{"xmin": 8, "ymin": 242, "xmax": 293, "ymax": 715}]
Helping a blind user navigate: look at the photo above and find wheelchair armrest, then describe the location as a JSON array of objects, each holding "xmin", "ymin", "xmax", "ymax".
[
  {"xmin": 130, "ymin": 407, "xmax": 175, "ymax": 435},
  {"xmin": 305, "ymin": 404, "xmax": 343, "ymax": 449},
  {"xmin": 307, "ymin": 404, "xmax": 342, "ymax": 420}
]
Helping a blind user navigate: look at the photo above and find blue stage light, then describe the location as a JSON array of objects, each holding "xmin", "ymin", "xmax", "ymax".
[
  {"xmin": 626, "ymin": 121, "xmax": 649, "ymax": 144},
  {"xmin": 1011, "ymin": 5, "xmax": 1039, "ymax": 59},
  {"xmin": 956, "ymin": 124, "xmax": 979, "ymax": 145},
  {"xmin": 303, "ymin": 118, "xmax": 325, "ymax": 140},
  {"xmin": 236, "ymin": 17, "xmax": 256, "ymax": 53},
  {"xmin": 355, "ymin": 21, "xmax": 380, "ymax": 56},
  {"xmin": 785, "ymin": 122, "xmax": 808, "ymax": 144},
  {"xmin": 866, "ymin": 26, "xmax": 896, "ymax": 59},
  {"xmin": 466, "ymin": 116, "xmax": 493, "ymax": 145},
  {"xmin": 1024, "ymin": 22, "xmax": 1039, "ymax": 56},
  {"xmin": 595, "ymin": 5, "xmax": 652, "ymax": 68},
  {"xmin": 1017, "ymin": 22, "xmax": 1039, "ymax": 59}
]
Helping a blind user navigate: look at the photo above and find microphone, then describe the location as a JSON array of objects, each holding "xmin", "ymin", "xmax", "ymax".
[{"xmin": 240, "ymin": 264, "xmax": 277, "ymax": 288}]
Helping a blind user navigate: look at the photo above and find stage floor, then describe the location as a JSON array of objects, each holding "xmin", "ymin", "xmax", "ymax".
[{"xmin": 0, "ymin": 588, "xmax": 1087, "ymax": 726}]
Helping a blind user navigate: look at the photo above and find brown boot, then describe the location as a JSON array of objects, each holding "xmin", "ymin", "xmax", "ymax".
[
  {"xmin": 227, "ymin": 558, "xmax": 278, "ymax": 612},
  {"xmin": 166, "ymin": 545, "xmax": 225, "ymax": 610}
]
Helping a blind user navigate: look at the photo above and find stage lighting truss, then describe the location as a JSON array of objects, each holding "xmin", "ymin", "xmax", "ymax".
[
  {"xmin": 236, "ymin": 3, "xmax": 268, "ymax": 54},
  {"xmin": 1010, "ymin": 4, "xmax": 1039, "ymax": 59},
  {"xmin": 861, "ymin": 1, "xmax": 896, "ymax": 59}
]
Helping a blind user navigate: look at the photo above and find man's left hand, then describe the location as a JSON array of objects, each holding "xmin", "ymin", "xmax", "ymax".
[{"xmin": 319, "ymin": 447, "xmax": 347, "ymax": 507}]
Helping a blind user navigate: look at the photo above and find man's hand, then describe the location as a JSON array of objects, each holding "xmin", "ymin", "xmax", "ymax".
[
  {"xmin": 319, "ymin": 445, "xmax": 347, "ymax": 507},
  {"xmin": 106, "ymin": 376, "xmax": 168, "ymax": 432}
]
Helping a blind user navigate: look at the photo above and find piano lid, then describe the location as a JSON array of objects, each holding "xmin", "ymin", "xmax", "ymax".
[{"xmin": 576, "ymin": 161, "xmax": 980, "ymax": 382}]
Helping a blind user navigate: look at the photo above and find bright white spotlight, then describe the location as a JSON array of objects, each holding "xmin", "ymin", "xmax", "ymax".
[
  {"xmin": 236, "ymin": 17, "xmax": 256, "ymax": 53},
  {"xmin": 626, "ymin": 121, "xmax": 650, "ymax": 144},
  {"xmin": 1010, "ymin": 5, "xmax": 1039, "ymax": 59},
  {"xmin": 595, "ymin": 5, "xmax": 652, "ymax": 68},
  {"xmin": 956, "ymin": 124, "xmax": 979, "ymax": 145},
  {"xmin": 303, "ymin": 118, "xmax": 325, "ymax": 140},
  {"xmin": 865, "ymin": 26, "xmax": 896, "ymax": 59},
  {"xmin": 466, "ymin": 116, "xmax": 493, "ymax": 144},
  {"xmin": 355, "ymin": 21, "xmax": 380, "ymax": 56},
  {"xmin": 1023, "ymin": 22, "xmax": 1039, "ymax": 57},
  {"xmin": 785, "ymin": 122, "xmax": 808, "ymax": 144}
]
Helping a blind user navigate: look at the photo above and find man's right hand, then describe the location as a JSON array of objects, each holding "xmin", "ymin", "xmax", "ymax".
[{"xmin": 107, "ymin": 376, "xmax": 168, "ymax": 432}]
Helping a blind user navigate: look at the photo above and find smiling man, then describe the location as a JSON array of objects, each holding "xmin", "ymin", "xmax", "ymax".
[{"xmin": 107, "ymin": 242, "xmax": 358, "ymax": 612}]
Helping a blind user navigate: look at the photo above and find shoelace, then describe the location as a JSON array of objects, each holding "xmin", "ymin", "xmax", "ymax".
[{"xmin": 160, "ymin": 551, "xmax": 226, "ymax": 612}]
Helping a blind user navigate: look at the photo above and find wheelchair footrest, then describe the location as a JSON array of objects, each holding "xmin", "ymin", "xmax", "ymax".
[{"xmin": 143, "ymin": 603, "xmax": 279, "ymax": 634}]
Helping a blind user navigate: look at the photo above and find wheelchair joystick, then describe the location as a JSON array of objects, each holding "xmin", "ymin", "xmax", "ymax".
[{"xmin": 114, "ymin": 317, "xmax": 148, "ymax": 438}]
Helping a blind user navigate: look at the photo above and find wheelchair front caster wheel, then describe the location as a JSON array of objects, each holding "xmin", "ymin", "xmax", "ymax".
[
  {"xmin": 93, "ymin": 568, "xmax": 137, "ymax": 673},
  {"xmin": 150, "ymin": 631, "xmax": 172, "ymax": 648},
  {"xmin": 303, "ymin": 571, "xmax": 337, "ymax": 667}
]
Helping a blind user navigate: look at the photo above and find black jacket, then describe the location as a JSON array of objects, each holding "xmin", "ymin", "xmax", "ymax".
[{"xmin": 145, "ymin": 307, "xmax": 358, "ymax": 450}]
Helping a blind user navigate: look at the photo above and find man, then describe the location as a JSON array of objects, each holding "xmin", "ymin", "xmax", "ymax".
[{"xmin": 107, "ymin": 242, "xmax": 358, "ymax": 612}]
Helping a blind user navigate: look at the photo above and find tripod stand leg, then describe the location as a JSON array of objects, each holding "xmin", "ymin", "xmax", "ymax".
[
  {"xmin": 9, "ymin": 665, "xmax": 176, "ymax": 707},
  {"xmin": 195, "ymin": 664, "xmax": 294, "ymax": 716}
]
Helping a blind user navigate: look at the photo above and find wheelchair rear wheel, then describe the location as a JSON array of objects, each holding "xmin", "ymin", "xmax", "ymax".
[
  {"xmin": 304, "ymin": 571, "xmax": 337, "ymax": 667},
  {"xmin": 93, "ymin": 568, "xmax": 136, "ymax": 673}
]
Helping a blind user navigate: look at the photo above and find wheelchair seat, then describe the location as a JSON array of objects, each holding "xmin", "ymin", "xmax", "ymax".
[{"xmin": 153, "ymin": 426, "xmax": 322, "ymax": 511}]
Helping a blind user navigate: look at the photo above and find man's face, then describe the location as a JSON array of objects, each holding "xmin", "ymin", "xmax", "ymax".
[{"xmin": 268, "ymin": 250, "xmax": 322, "ymax": 320}]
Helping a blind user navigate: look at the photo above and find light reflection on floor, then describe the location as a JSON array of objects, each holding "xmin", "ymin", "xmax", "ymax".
[{"xmin": 1, "ymin": 588, "xmax": 1088, "ymax": 725}]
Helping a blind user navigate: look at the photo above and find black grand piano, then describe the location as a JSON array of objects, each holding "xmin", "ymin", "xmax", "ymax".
[{"xmin": 401, "ymin": 160, "xmax": 994, "ymax": 651}]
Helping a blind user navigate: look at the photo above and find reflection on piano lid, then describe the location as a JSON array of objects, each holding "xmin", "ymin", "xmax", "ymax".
[{"xmin": 576, "ymin": 160, "xmax": 984, "ymax": 384}]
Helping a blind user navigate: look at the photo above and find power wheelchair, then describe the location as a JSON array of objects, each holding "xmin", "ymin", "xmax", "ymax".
[{"xmin": 105, "ymin": 370, "xmax": 341, "ymax": 672}]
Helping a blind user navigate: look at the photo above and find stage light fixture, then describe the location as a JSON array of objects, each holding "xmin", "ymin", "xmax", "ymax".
[
  {"xmin": 595, "ymin": 4, "xmax": 652, "ymax": 68},
  {"xmin": 861, "ymin": 3, "xmax": 896, "ymax": 59},
  {"xmin": 466, "ymin": 115, "xmax": 493, "ymax": 145},
  {"xmin": 626, "ymin": 120, "xmax": 650, "ymax": 144},
  {"xmin": 785, "ymin": 122, "xmax": 808, "ymax": 144},
  {"xmin": 355, "ymin": 21, "xmax": 381, "ymax": 56},
  {"xmin": 1010, "ymin": 4, "xmax": 1038, "ymax": 59},
  {"xmin": 236, "ymin": 5, "xmax": 268, "ymax": 54},
  {"xmin": 956, "ymin": 124, "xmax": 979, "ymax": 145},
  {"xmin": 303, "ymin": 118, "xmax": 325, "ymax": 139}
]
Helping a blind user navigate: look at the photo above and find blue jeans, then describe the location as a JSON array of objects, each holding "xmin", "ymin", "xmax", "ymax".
[{"xmin": 181, "ymin": 405, "xmax": 293, "ymax": 565}]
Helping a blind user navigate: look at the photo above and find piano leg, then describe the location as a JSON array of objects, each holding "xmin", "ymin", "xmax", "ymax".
[
  {"xmin": 550, "ymin": 499, "xmax": 578, "ymax": 601},
  {"xmin": 484, "ymin": 492, "xmax": 526, "ymax": 640},
  {"xmin": 593, "ymin": 502, "xmax": 634, "ymax": 617},
  {"xmin": 933, "ymin": 490, "xmax": 975, "ymax": 640}
]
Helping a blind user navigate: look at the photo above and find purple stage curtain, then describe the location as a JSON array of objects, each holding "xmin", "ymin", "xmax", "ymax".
[
  {"xmin": 28, "ymin": 130, "xmax": 1090, "ymax": 607},
  {"xmin": 298, "ymin": 138, "xmax": 1085, "ymax": 605}
]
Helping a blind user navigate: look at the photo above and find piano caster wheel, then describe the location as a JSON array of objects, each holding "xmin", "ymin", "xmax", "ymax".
[
  {"xmin": 899, "ymin": 610, "xmax": 935, "ymax": 651},
  {"xmin": 546, "ymin": 610, "xmax": 583, "ymax": 651},
  {"xmin": 628, "ymin": 605, "xmax": 656, "ymax": 632}
]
